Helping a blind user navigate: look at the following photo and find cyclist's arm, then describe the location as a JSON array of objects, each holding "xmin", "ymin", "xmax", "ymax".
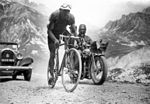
[
  {"xmin": 47, "ymin": 12, "xmax": 58, "ymax": 42},
  {"xmin": 69, "ymin": 24, "xmax": 77, "ymax": 36},
  {"xmin": 47, "ymin": 21, "xmax": 58, "ymax": 42},
  {"xmin": 68, "ymin": 14, "xmax": 77, "ymax": 36}
]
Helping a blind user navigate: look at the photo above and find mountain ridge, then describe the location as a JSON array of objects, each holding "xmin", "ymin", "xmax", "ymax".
[
  {"xmin": 98, "ymin": 6, "xmax": 150, "ymax": 83},
  {"xmin": 0, "ymin": 0, "xmax": 49, "ymax": 62}
]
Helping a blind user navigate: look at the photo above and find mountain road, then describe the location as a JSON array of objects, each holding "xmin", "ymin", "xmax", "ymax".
[{"xmin": 0, "ymin": 73, "xmax": 150, "ymax": 104}]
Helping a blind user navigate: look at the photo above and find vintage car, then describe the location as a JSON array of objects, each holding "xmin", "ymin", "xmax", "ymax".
[{"xmin": 0, "ymin": 42, "xmax": 33, "ymax": 81}]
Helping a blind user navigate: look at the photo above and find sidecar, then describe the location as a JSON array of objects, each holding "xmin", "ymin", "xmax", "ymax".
[
  {"xmin": 0, "ymin": 42, "xmax": 33, "ymax": 81},
  {"xmin": 90, "ymin": 39, "xmax": 108, "ymax": 54}
]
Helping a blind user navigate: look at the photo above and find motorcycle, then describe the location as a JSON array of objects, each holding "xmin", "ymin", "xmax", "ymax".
[{"xmin": 77, "ymin": 39, "xmax": 108, "ymax": 85}]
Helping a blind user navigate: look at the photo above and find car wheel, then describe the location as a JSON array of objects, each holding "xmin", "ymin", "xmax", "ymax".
[
  {"xmin": 12, "ymin": 71, "xmax": 17, "ymax": 80},
  {"xmin": 23, "ymin": 70, "xmax": 32, "ymax": 81},
  {"xmin": 12, "ymin": 74, "xmax": 17, "ymax": 80}
]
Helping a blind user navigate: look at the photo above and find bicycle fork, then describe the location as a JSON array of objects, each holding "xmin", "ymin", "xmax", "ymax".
[{"xmin": 59, "ymin": 50, "xmax": 69, "ymax": 75}]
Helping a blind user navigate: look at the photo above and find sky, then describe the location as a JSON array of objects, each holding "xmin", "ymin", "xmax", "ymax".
[{"xmin": 29, "ymin": 0, "xmax": 150, "ymax": 29}]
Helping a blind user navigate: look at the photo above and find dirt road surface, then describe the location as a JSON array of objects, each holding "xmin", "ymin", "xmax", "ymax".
[
  {"xmin": 0, "ymin": 72, "xmax": 150, "ymax": 104},
  {"xmin": 0, "ymin": 47, "xmax": 150, "ymax": 104}
]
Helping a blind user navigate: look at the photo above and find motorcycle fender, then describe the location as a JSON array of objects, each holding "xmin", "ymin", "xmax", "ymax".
[
  {"xmin": 19, "ymin": 57, "xmax": 33, "ymax": 66},
  {"xmin": 91, "ymin": 54, "xmax": 104, "ymax": 72}
]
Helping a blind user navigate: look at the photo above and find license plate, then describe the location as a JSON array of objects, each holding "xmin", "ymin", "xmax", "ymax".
[{"xmin": 1, "ymin": 59, "xmax": 15, "ymax": 62}]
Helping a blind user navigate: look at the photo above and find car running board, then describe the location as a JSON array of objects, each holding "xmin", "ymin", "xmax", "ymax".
[{"xmin": 0, "ymin": 66, "xmax": 32, "ymax": 71}]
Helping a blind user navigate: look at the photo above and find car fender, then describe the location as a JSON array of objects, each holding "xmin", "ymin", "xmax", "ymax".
[{"xmin": 19, "ymin": 57, "xmax": 33, "ymax": 66}]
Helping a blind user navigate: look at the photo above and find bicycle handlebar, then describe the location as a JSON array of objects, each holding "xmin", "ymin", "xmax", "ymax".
[
  {"xmin": 60, "ymin": 34, "xmax": 80, "ymax": 39},
  {"xmin": 59, "ymin": 34, "xmax": 80, "ymax": 48}
]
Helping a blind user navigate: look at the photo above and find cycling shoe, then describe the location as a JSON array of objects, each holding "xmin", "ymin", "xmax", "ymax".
[{"xmin": 48, "ymin": 77, "xmax": 55, "ymax": 86}]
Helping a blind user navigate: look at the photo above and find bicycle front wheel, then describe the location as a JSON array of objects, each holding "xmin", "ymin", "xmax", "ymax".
[{"xmin": 61, "ymin": 48, "xmax": 82, "ymax": 92}]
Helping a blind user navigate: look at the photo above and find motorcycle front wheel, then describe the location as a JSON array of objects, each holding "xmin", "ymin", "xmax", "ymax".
[{"xmin": 90, "ymin": 56, "xmax": 108, "ymax": 85}]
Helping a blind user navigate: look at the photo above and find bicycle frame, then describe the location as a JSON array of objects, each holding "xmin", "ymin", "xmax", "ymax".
[
  {"xmin": 55, "ymin": 34, "xmax": 80, "ymax": 77},
  {"xmin": 47, "ymin": 33, "xmax": 82, "ymax": 92}
]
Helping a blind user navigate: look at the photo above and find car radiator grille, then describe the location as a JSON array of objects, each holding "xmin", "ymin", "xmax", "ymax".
[{"xmin": 1, "ymin": 50, "xmax": 16, "ymax": 66}]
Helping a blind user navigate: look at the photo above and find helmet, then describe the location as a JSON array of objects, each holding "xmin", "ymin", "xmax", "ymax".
[
  {"xmin": 60, "ymin": 3, "xmax": 71, "ymax": 11},
  {"xmin": 79, "ymin": 24, "xmax": 86, "ymax": 35},
  {"xmin": 79, "ymin": 24, "xmax": 86, "ymax": 30}
]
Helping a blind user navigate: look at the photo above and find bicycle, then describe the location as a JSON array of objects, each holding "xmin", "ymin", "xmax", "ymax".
[{"xmin": 47, "ymin": 34, "xmax": 82, "ymax": 92}]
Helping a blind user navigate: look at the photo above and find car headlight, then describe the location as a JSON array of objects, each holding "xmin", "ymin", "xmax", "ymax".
[{"xmin": 17, "ymin": 53, "xmax": 23, "ymax": 59}]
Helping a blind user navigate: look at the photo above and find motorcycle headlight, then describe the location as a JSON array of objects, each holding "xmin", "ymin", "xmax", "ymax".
[
  {"xmin": 83, "ymin": 49, "xmax": 91, "ymax": 57},
  {"xmin": 17, "ymin": 53, "xmax": 23, "ymax": 60}
]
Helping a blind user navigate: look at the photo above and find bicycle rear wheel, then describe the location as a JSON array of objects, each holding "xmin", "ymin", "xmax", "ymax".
[{"xmin": 61, "ymin": 48, "xmax": 82, "ymax": 92}]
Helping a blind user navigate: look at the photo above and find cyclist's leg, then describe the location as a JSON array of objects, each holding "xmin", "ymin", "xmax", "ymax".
[
  {"xmin": 48, "ymin": 39, "xmax": 56, "ymax": 83},
  {"xmin": 49, "ymin": 52, "xmax": 55, "ymax": 77}
]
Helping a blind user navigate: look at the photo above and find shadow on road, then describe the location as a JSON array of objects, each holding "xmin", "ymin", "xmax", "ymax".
[
  {"xmin": 35, "ymin": 85, "xmax": 63, "ymax": 91},
  {"xmin": 79, "ymin": 80, "xmax": 95, "ymax": 85},
  {"xmin": 0, "ymin": 77, "xmax": 23, "ymax": 83}
]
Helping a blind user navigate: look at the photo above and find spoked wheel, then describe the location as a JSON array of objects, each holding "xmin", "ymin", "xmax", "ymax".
[
  {"xmin": 23, "ymin": 70, "xmax": 32, "ymax": 81},
  {"xmin": 61, "ymin": 48, "xmax": 82, "ymax": 92},
  {"xmin": 91, "ymin": 56, "xmax": 108, "ymax": 85},
  {"xmin": 47, "ymin": 50, "xmax": 59, "ymax": 88}
]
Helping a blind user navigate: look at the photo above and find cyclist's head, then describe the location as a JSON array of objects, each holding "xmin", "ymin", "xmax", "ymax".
[
  {"xmin": 79, "ymin": 24, "xmax": 86, "ymax": 37},
  {"xmin": 59, "ymin": 3, "xmax": 71, "ymax": 18},
  {"xmin": 60, "ymin": 3, "xmax": 71, "ymax": 12}
]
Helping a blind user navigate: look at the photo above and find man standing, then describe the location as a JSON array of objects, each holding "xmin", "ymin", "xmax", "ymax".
[{"xmin": 47, "ymin": 3, "xmax": 77, "ymax": 85}]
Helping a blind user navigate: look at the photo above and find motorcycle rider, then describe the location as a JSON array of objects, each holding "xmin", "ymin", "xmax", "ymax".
[
  {"xmin": 47, "ymin": 3, "xmax": 77, "ymax": 85},
  {"xmin": 78, "ymin": 24, "xmax": 93, "ymax": 78},
  {"xmin": 77, "ymin": 24, "xmax": 92, "ymax": 49},
  {"xmin": 78, "ymin": 24, "xmax": 108, "ymax": 53}
]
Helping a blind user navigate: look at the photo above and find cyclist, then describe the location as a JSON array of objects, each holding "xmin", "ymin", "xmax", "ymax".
[{"xmin": 47, "ymin": 3, "xmax": 77, "ymax": 85}]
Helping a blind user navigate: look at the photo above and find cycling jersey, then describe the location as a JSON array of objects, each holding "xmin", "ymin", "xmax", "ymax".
[{"xmin": 47, "ymin": 10, "xmax": 75, "ymax": 40}]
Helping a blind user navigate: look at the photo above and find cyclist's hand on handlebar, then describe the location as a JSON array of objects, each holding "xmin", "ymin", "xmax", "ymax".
[
  {"xmin": 74, "ymin": 41, "xmax": 79, "ymax": 48},
  {"xmin": 54, "ymin": 39, "xmax": 59, "ymax": 48}
]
